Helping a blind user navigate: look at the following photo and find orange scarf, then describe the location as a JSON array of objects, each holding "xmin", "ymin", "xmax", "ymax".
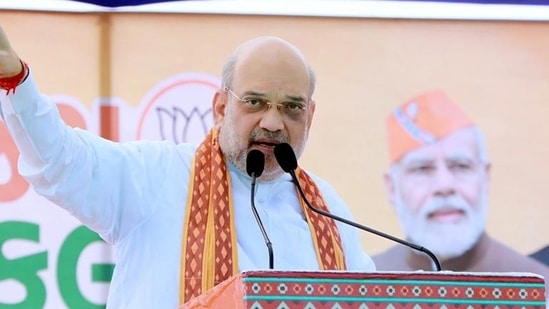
[{"xmin": 179, "ymin": 129, "xmax": 346, "ymax": 304}]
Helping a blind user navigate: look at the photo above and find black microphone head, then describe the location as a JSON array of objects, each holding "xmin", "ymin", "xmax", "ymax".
[
  {"xmin": 246, "ymin": 149, "xmax": 265, "ymax": 177},
  {"xmin": 274, "ymin": 143, "xmax": 298, "ymax": 173}
]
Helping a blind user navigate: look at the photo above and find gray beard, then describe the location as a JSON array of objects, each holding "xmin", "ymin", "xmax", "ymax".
[{"xmin": 217, "ymin": 118, "xmax": 308, "ymax": 181}]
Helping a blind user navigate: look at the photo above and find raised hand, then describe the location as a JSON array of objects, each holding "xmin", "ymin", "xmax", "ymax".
[{"xmin": 0, "ymin": 26, "xmax": 24, "ymax": 78}]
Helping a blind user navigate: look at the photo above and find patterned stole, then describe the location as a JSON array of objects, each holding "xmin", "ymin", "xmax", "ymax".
[
  {"xmin": 294, "ymin": 168, "xmax": 347, "ymax": 271},
  {"xmin": 179, "ymin": 128, "xmax": 347, "ymax": 304}
]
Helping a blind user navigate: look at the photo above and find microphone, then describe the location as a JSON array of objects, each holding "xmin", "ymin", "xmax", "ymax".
[
  {"xmin": 273, "ymin": 143, "xmax": 442, "ymax": 271},
  {"xmin": 246, "ymin": 149, "xmax": 274, "ymax": 269}
]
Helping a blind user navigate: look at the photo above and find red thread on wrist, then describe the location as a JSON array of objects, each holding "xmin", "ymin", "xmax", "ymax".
[{"xmin": 0, "ymin": 59, "xmax": 29, "ymax": 95}]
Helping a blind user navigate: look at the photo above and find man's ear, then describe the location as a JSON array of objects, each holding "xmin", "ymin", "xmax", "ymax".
[
  {"xmin": 212, "ymin": 90, "xmax": 227, "ymax": 127},
  {"xmin": 306, "ymin": 100, "xmax": 316, "ymax": 131},
  {"xmin": 484, "ymin": 161, "xmax": 492, "ymax": 191},
  {"xmin": 383, "ymin": 171, "xmax": 398, "ymax": 211}
]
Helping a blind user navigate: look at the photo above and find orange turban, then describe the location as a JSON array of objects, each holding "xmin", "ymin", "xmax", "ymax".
[{"xmin": 386, "ymin": 90, "xmax": 474, "ymax": 164}]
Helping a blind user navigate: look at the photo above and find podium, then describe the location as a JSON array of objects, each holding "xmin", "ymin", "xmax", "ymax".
[{"xmin": 181, "ymin": 270, "xmax": 546, "ymax": 309}]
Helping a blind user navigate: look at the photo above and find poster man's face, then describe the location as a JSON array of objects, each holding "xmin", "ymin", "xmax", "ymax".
[{"xmin": 386, "ymin": 127, "xmax": 491, "ymax": 260}]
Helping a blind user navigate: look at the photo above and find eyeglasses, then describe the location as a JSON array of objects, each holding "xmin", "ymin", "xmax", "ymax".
[{"xmin": 224, "ymin": 87, "xmax": 309, "ymax": 120}]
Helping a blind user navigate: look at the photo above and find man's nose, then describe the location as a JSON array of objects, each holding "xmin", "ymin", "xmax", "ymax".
[
  {"xmin": 258, "ymin": 106, "xmax": 285, "ymax": 132},
  {"xmin": 432, "ymin": 167, "xmax": 456, "ymax": 196}
]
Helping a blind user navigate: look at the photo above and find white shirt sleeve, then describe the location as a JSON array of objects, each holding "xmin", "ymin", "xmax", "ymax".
[{"xmin": 0, "ymin": 72, "xmax": 190, "ymax": 244}]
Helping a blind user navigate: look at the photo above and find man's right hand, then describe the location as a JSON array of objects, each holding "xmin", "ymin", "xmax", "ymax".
[{"xmin": 0, "ymin": 26, "xmax": 24, "ymax": 78}]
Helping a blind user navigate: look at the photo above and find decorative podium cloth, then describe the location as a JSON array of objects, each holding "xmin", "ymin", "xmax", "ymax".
[{"xmin": 181, "ymin": 270, "xmax": 546, "ymax": 309}]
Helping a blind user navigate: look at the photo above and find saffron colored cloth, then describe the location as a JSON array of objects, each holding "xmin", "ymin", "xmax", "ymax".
[
  {"xmin": 181, "ymin": 129, "xmax": 347, "ymax": 303},
  {"xmin": 0, "ymin": 73, "xmax": 376, "ymax": 309},
  {"xmin": 386, "ymin": 90, "xmax": 473, "ymax": 164}
]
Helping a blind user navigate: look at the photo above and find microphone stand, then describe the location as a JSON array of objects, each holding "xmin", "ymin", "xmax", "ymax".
[
  {"xmin": 288, "ymin": 169, "xmax": 442, "ymax": 272},
  {"xmin": 250, "ymin": 173, "xmax": 274, "ymax": 269}
]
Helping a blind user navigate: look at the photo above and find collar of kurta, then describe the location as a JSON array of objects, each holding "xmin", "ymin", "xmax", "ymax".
[{"xmin": 179, "ymin": 128, "xmax": 347, "ymax": 304}]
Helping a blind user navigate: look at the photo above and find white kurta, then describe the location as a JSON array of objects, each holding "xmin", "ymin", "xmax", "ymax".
[{"xmin": 0, "ymin": 73, "xmax": 376, "ymax": 309}]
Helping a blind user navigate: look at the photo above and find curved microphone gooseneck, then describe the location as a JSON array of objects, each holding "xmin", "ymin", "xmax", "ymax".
[
  {"xmin": 246, "ymin": 149, "xmax": 274, "ymax": 269},
  {"xmin": 273, "ymin": 143, "xmax": 442, "ymax": 272}
]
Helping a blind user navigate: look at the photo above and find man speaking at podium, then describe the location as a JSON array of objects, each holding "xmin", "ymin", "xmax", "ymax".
[
  {"xmin": 0, "ymin": 26, "xmax": 375, "ymax": 308},
  {"xmin": 373, "ymin": 91, "xmax": 549, "ymax": 290}
]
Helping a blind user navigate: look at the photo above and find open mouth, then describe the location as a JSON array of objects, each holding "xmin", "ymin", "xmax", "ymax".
[{"xmin": 251, "ymin": 140, "xmax": 280, "ymax": 154}]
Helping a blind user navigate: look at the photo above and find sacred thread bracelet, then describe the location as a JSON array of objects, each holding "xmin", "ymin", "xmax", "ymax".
[{"xmin": 0, "ymin": 59, "xmax": 29, "ymax": 95}]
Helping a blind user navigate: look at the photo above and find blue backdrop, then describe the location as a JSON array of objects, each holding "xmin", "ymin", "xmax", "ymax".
[{"xmin": 75, "ymin": 0, "xmax": 549, "ymax": 8}]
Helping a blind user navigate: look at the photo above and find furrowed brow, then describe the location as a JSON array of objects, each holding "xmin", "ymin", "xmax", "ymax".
[
  {"xmin": 241, "ymin": 90, "xmax": 266, "ymax": 97},
  {"xmin": 286, "ymin": 94, "xmax": 307, "ymax": 102}
]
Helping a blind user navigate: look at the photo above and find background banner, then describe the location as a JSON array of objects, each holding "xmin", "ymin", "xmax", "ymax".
[{"xmin": 1, "ymin": 6, "xmax": 548, "ymax": 308}]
